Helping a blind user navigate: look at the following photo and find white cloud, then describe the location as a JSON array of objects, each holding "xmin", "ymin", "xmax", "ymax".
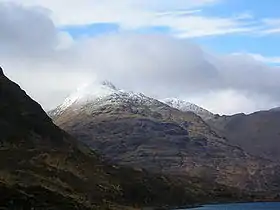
[
  {"xmin": 2, "ymin": 2, "xmax": 280, "ymax": 115},
  {"xmin": 244, "ymin": 53, "xmax": 280, "ymax": 64},
  {"xmin": 260, "ymin": 18, "xmax": 280, "ymax": 35},
  {"xmin": 0, "ymin": 0, "xmax": 221, "ymax": 25},
  {"xmin": 187, "ymin": 90, "xmax": 273, "ymax": 115},
  {"xmin": 0, "ymin": 0, "xmax": 259, "ymax": 38},
  {"xmin": 171, "ymin": 16, "xmax": 254, "ymax": 38}
]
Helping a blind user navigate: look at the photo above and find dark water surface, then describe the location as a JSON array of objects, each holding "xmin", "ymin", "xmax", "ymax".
[{"xmin": 178, "ymin": 202, "xmax": 280, "ymax": 209}]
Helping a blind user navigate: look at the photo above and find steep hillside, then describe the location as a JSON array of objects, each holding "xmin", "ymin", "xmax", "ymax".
[{"xmin": 50, "ymin": 81, "xmax": 280, "ymax": 193}]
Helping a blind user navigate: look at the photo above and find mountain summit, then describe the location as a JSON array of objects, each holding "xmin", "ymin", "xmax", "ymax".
[
  {"xmin": 50, "ymin": 81, "xmax": 216, "ymax": 121},
  {"xmin": 51, "ymin": 80, "xmax": 120, "ymax": 114},
  {"xmin": 49, "ymin": 80, "xmax": 167, "ymax": 120},
  {"xmin": 101, "ymin": 80, "xmax": 118, "ymax": 90}
]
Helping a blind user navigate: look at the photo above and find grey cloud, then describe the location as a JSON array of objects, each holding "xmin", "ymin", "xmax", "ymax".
[
  {"xmin": 77, "ymin": 35, "xmax": 221, "ymax": 96},
  {"xmin": 77, "ymin": 34, "xmax": 280, "ymax": 105},
  {"xmin": 0, "ymin": 2, "xmax": 57, "ymax": 56},
  {"xmin": 214, "ymin": 54, "xmax": 280, "ymax": 100},
  {"xmin": 1, "ymin": 2, "xmax": 280, "ymax": 114}
]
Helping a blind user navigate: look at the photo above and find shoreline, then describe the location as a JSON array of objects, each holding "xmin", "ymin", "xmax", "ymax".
[
  {"xmin": 142, "ymin": 204, "xmax": 202, "ymax": 210},
  {"xmin": 145, "ymin": 200, "xmax": 280, "ymax": 210},
  {"xmin": 172, "ymin": 200, "xmax": 280, "ymax": 209}
]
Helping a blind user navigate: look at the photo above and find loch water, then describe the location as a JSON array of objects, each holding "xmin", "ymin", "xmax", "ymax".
[{"xmin": 178, "ymin": 202, "xmax": 280, "ymax": 210}]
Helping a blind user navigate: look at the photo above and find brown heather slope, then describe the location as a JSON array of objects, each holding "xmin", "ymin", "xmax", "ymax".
[
  {"xmin": 207, "ymin": 111, "xmax": 280, "ymax": 162},
  {"xmin": 0, "ymin": 68, "xmax": 254, "ymax": 209},
  {"xmin": 50, "ymin": 86, "xmax": 280, "ymax": 195}
]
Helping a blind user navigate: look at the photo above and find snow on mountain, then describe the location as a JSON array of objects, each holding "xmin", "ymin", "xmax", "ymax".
[
  {"xmin": 58, "ymin": 80, "xmax": 118, "ymax": 110},
  {"xmin": 49, "ymin": 80, "xmax": 165, "ymax": 117},
  {"xmin": 161, "ymin": 98, "xmax": 215, "ymax": 120},
  {"xmin": 49, "ymin": 80, "xmax": 118, "ymax": 116},
  {"xmin": 49, "ymin": 80, "xmax": 215, "ymax": 121}
]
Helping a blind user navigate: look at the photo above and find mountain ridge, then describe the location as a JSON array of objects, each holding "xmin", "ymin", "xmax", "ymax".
[
  {"xmin": 207, "ymin": 110, "xmax": 280, "ymax": 161},
  {"xmin": 49, "ymin": 81, "xmax": 218, "ymax": 122},
  {"xmin": 161, "ymin": 98, "xmax": 215, "ymax": 120},
  {"xmin": 49, "ymin": 80, "xmax": 280, "ymax": 194}
]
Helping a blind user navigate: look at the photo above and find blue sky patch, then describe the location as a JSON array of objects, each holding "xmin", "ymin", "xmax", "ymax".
[
  {"xmin": 62, "ymin": 23, "xmax": 120, "ymax": 38},
  {"xmin": 60, "ymin": 0, "xmax": 280, "ymax": 63}
]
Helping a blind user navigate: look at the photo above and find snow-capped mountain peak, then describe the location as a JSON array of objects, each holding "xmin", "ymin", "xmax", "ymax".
[
  {"xmin": 60, "ymin": 80, "xmax": 120, "ymax": 110},
  {"xmin": 49, "ymin": 80, "xmax": 121, "ymax": 116},
  {"xmin": 161, "ymin": 98, "xmax": 214, "ymax": 120},
  {"xmin": 49, "ymin": 80, "xmax": 164, "ymax": 118},
  {"xmin": 101, "ymin": 80, "xmax": 118, "ymax": 91},
  {"xmin": 49, "ymin": 81, "xmax": 215, "ymax": 121}
]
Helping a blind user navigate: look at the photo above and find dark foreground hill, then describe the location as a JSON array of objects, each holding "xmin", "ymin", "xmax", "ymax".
[{"xmin": 0, "ymin": 68, "xmax": 254, "ymax": 209}]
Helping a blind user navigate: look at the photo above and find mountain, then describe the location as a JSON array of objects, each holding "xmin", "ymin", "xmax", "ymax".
[
  {"xmin": 162, "ymin": 96, "xmax": 280, "ymax": 163},
  {"xmin": 49, "ymin": 80, "xmax": 160, "ymax": 119},
  {"xmin": 1, "ymin": 68, "xmax": 239, "ymax": 209},
  {"xmin": 270, "ymin": 107, "xmax": 280, "ymax": 112},
  {"xmin": 161, "ymin": 98, "xmax": 215, "ymax": 120},
  {"xmin": 50, "ymin": 81, "xmax": 280, "ymax": 194},
  {"xmin": 207, "ymin": 110, "xmax": 280, "ymax": 161}
]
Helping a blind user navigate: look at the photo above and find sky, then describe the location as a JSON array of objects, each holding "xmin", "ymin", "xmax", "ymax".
[{"xmin": 1, "ymin": 0, "xmax": 280, "ymax": 115}]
